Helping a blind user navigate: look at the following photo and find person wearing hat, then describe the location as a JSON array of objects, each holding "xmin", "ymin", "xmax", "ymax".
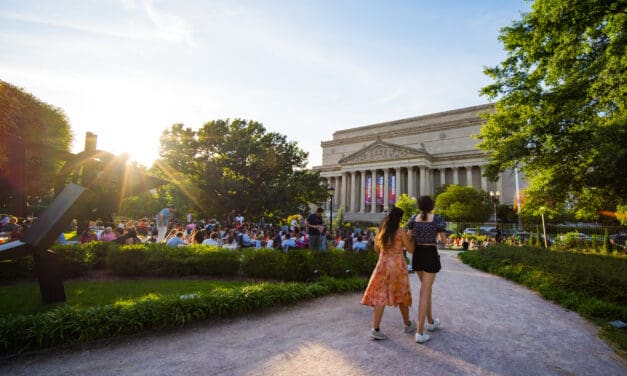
[
  {"xmin": 156, "ymin": 204, "xmax": 176, "ymax": 243},
  {"xmin": 306, "ymin": 207, "xmax": 325, "ymax": 250}
]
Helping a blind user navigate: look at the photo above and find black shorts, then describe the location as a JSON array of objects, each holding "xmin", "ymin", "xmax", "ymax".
[{"xmin": 412, "ymin": 244, "xmax": 441, "ymax": 273}]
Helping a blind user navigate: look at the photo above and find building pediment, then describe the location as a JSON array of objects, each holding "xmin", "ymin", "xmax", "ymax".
[{"xmin": 338, "ymin": 137, "xmax": 430, "ymax": 165}]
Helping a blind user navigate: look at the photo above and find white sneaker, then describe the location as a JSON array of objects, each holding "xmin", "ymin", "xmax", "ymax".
[
  {"xmin": 404, "ymin": 320, "xmax": 416, "ymax": 333},
  {"xmin": 370, "ymin": 328, "xmax": 387, "ymax": 340},
  {"xmin": 425, "ymin": 318, "xmax": 440, "ymax": 331},
  {"xmin": 415, "ymin": 332, "xmax": 430, "ymax": 343}
]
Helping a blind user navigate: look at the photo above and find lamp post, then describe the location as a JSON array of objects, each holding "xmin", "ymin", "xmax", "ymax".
[
  {"xmin": 489, "ymin": 190, "xmax": 500, "ymax": 228},
  {"xmin": 540, "ymin": 206, "xmax": 548, "ymax": 248},
  {"xmin": 327, "ymin": 186, "xmax": 335, "ymax": 234}
]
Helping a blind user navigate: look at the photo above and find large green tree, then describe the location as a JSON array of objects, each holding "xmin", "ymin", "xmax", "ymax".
[
  {"xmin": 0, "ymin": 81, "xmax": 72, "ymax": 215},
  {"xmin": 435, "ymin": 185, "xmax": 492, "ymax": 224},
  {"xmin": 155, "ymin": 119, "xmax": 327, "ymax": 221},
  {"xmin": 479, "ymin": 0, "xmax": 626, "ymax": 219}
]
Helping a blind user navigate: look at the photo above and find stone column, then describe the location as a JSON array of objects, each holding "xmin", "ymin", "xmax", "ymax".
[
  {"xmin": 370, "ymin": 170, "xmax": 377, "ymax": 213},
  {"xmin": 453, "ymin": 167, "xmax": 459, "ymax": 185},
  {"xmin": 440, "ymin": 168, "xmax": 446, "ymax": 187},
  {"xmin": 407, "ymin": 166, "xmax": 415, "ymax": 198},
  {"xmin": 340, "ymin": 172, "xmax": 347, "ymax": 210},
  {"xmin": 395, "ymin": 169, "xmax": 401, "ymax": 204},
  {"xmin": 419, "ymin": 166, "xmax": 427, "ymax": 196},
  {"xmin": 360, "ymin": 171, "xmax": 366, "ymax": 213},
  {"xmin": 350, "ymin": 171, "xmax": 357, "ymax": 213},
  {"xmin": 333, "ymin": 175, "xmax": 340, "ymax": 209},
  {"xmin": 383, "ymin": 168, "xmax": 389, "ymax": 210},
  {"xmin": 466, "ymin": 166, "xmax": 473, "ymax": 187},
  {"xmin": 481, "ymin": 166, "xmax": 488, "ymax": 192},
  {"xmin": 429, "ymin": 168, "xmax": 434, "ymax": 195}
]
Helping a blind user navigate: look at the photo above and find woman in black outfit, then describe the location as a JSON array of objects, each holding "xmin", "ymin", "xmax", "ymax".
[{"xmin": 406, "ymin": 196, "xmax": 447, "ymax": 344}]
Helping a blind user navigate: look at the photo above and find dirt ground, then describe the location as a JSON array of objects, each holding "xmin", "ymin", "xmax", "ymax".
[{"xmin": 1, "ymin": 250, "xmax": 625, "ymax": 375}]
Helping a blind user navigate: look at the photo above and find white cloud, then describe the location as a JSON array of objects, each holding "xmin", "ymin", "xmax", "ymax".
[{"xmin": 0, "ymin": 1, "xmax": 196, "ymax": 47}]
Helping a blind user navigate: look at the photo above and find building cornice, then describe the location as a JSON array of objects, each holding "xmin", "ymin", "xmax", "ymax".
[{"xmin": 321, "ymin": 104, "xmax": 493, "ymax": 148}]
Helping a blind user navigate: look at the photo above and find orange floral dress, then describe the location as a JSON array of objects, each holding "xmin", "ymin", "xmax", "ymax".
[{"xmin": 360, "ymin": 229, "xmax": 412, "ymax": 307}]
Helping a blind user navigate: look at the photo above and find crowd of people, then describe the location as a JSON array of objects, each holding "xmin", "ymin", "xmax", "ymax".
[
  {"xmin": 0, "ymin": 214, "xmax": 32, "ymax": 242},
  {"xmin": 53, "ymin": 205, "xmax": 378, "ymax": 253}
]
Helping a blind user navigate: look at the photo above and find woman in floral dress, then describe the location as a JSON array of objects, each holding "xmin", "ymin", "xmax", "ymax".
[{"xmin": 361, "ymin": 207, "xmax": 416, "ymax": 340}]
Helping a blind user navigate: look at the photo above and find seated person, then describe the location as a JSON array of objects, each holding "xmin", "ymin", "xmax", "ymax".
[
  {"xmin": 343, "ymin": 234, "xmax": 354, "ymax": 251},
  {"xmin": 166, "ymin": 232, "xmax": 187, "ymax": 247},
  {"xmin": 202, "ymin": 231, "xmax": 221, "ymax": 246},
  {"xmin": 100, "ymin": 226, "xmax": 117, "ymax": 242},
  {"xmin": 222, "ymin": 232, "xmax": 239, "ymax": 249},
  {"xmin": 353, "ymin": 236, "xmax": 368, "ymax": 251},
  {"xmin": 113, "ymin": 227, "xmax": 128, "ymax": 244},
  {"xmin": 236, "ymin": 226, "xmax": 255, "ymax": 248},
  {"xmin": 461, "ymin": 238, "xmax": 470, "ymax": 251},
  {"xmin": 193, "ymin": 229, "xmax": 206, "ymax": 245},
  {"xmin": 282, "ymin": 233, "xmax": 297, "ymax": 252},
  {"xmin": 79, "ymin": 228, "xmax": 98, "ymax": 243},
  {"xmin": 124, "ymin": 229, "xmax": 142, "ymax": 245}
]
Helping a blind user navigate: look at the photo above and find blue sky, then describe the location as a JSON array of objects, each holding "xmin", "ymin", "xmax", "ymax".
[{"xmin": 0, "ymin": 0, "xmax": 531, "ymax": 167}]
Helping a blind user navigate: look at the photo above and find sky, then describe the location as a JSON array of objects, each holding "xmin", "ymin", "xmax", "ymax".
[{"xmin": 0, "ymin": 0, "xmax": 531, "ymax": 168}]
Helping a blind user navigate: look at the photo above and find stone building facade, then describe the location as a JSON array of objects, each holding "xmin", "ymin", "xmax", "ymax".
[{"xmin": 312, "ymin": 104, "xmax": 525, "ymax": 223}]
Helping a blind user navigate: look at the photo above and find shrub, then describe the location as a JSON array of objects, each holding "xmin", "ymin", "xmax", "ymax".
[
  {"xmin": 106, "ymin": 244, "xmax": 240, "ymax": 277},
  {"xmin": 1, "ymin": 243, "xmax": 378, "ymax": 282},
  {"xmin": 0, "ymin": 277, "xmax": 368, "ymax": 355},
  {"xmin": 459, "ymin": 245, "xmax": 627, "ymax": 316},
  {"xmin": 240, "ymin": 248, "xmax": 287, "ymax": 279}
]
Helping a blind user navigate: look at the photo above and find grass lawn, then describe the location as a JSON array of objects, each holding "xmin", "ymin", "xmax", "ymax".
[{"xmin": 0, "ymin": 279, "xmax": 249, "ymax": 315}]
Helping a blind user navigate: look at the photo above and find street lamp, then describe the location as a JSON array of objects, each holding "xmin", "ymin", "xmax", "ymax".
[
  {"xmin": 327, "ymin": 186, "xmax": 335, "ymax": 234},
  {"xmin": 489, "ymin": 190, "xmax": 500, "ymax": 228}
]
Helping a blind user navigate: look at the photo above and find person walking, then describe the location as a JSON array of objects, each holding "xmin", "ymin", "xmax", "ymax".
[
  {"xmin": 156, "ymin": 204, "xmax": 176, "ymax": 243},
  {"xmin": 361, "ymin": 207, "xmax": 416, "ymax": 340},
  {"xmin": 406, "ymin": 195, "xmax": 446, "ymax": 343}
]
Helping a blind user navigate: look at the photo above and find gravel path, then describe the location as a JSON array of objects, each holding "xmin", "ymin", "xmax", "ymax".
[{"xmin": 1, "ymin": 251, "xmax": 624, "ymax": 375}]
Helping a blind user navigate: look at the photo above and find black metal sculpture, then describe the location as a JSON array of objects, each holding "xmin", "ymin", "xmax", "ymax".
[{"xmin": 0, "ymin": 184, "xmax": 92, "ymax": 303}]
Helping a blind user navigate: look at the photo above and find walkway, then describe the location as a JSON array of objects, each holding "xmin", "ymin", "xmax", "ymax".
[{"xmin": 1, "ymin": 251, "xmax": 625, "ymax": 375}]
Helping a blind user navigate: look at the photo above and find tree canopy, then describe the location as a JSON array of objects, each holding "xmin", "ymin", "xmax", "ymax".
[
  {"xmin": 435, "ymin": 185, "xmax": 492, "ymax": 224},
  {"xmin": 478, "ymin": 0, "xmax": 626, "ymax": 220},
  {"xmin": 0, "ymin": 81, "xmax": 72, "ymax": 214},
  {"xmin": 154, "ymin": 119, "xmax": 327, "ymax": 221}
]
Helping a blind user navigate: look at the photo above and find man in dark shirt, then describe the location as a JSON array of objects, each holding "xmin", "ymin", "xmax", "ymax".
[{"xmin": 306, "ymin": 207, "xmax": 325, "ymax": 250}]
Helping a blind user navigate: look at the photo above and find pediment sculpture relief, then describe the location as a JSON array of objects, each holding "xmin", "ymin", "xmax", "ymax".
[
  {"xmin": 340, "ymin": 140, "xmax": 428, "ymax": 164},
  {"xmin": 351, "ymin": 145, "xmax": 416, "ymax": 162}
]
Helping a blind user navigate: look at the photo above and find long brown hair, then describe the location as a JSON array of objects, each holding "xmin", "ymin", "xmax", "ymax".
[
  {"xmin": 376, "ymin": 207, "xmax": 404, "ymax": 248},
  {"xmin": 418, "ymin": 195, "xmax": 434, "ymax": 221}
]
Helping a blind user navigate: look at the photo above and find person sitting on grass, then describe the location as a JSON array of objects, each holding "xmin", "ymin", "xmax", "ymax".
[
  {"xmin": 124, "ymin": 229, "xmax": 142, "ymax": 245},
  {"xmin": 113, "ymin": 227, "xmax": 127, "ymax": 244},
  {"xmin": 79, "ymin": 227, "xmax": 98, "ymax": 243},
  {"xmin": 282, "ymin": 233, "xmax": 297, "ymax": 252},
  {"xmin": 100, "ymin": 226, "xmax": 117, "ymax": 242},
  {"xmin": 166, "ymin": 232, "xmax": 188, "ymax": 247},
  {"xmin": 353, "ymin": 236, "xmax": 368, "ymax": 251},
  {"xmin": 202, "ymin": 231, "xmax": 221, "ymax": 246}
]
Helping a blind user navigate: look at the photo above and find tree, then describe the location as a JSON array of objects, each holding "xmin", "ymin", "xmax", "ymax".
[
  {"xmin": 155, "ymin": 119, "xmax": 328, "ymax": 221},
  {"xmin": 394, "ymin": 193, "xmax": 418, "ymax": 227},
  {"xmin": 435, "ymin": 185, "xmax": 492, "ymax": 224},
  {"xmin": 479, "ymin": 0, "xmax": 627, "ymax": 219},
  {"xmin": 0, "ymin": 81, "xmax": 72, "ymax": 215}
]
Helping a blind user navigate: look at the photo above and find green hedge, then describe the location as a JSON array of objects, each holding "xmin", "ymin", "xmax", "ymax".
[
  {"xmin": 106, "ymin": 244, "xmax": 241, "ymax": 277},
  {"xmin": 459, "ymin": 245, "xmax": 627, "ymax": 308},
  {"xmin": 0, "ymin": 277, "xmax": 367, "ymax": 355},
  {"xmin": 0, "ymin": 243, "xmax": 378, "ymax": 282}
]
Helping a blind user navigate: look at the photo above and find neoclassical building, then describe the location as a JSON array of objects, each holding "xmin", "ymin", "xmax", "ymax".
[{"xmin": 313, "ymin": 104, "xmax": 525, "ymax": 222}]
